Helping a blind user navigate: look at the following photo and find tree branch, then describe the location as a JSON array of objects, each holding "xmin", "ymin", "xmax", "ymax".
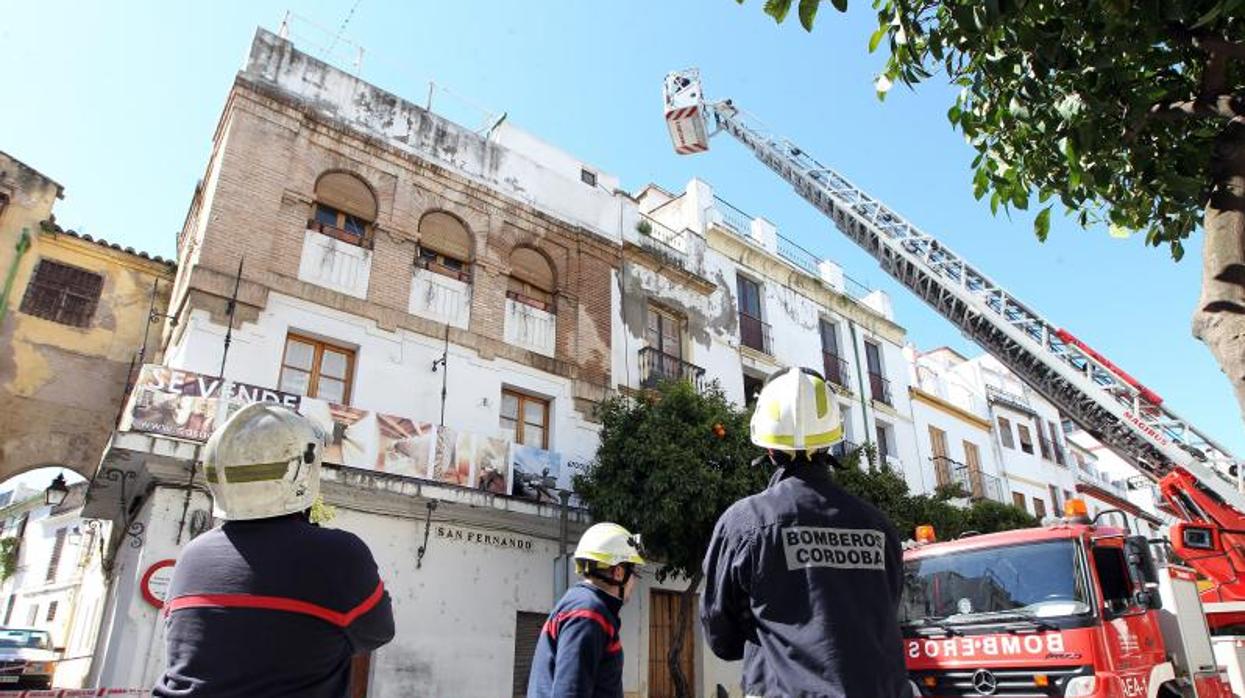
[
  {"xmin": 1149, "ymin": 94, "xmax": 1245, "ymax": 122},
  {"xmin": 1170, "ymin": 25, "xmax": 1245, "ymax": 62}
]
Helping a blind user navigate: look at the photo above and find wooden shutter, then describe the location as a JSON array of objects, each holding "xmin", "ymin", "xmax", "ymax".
[
  {"xmin": 513, "ymin": 611, "xmax": 546, "ymax": 697},
  {"xmin": 46, "ymin": 528, "xmax": 66, "ymax": 583},
  {"xmin": 419, "ymin": 212, "xmax": 473, "ymax": 262},
  {"xmin": 315, "ymin": 172, "xmax": 376, "ymax": 221},
  {"xmin": 510, "ymin": 248, "xmax": 554, "ymax": 292}
]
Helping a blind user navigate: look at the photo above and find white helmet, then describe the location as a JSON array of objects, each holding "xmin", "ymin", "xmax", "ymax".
[
  {"xmin": 573, "ymin": 523, "xmax": 645, "ymax": 574},
  {"xmin": 750, "ymin": 367, "xmax": 844, "ymax": 453},
  {"xmin": 202, "ymin": 402, "xmax": 326, "ymax": 520}
]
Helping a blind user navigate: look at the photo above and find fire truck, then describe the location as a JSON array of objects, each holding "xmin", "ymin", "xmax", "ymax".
[
  {"xmin": 661, "ymin": 70, "xmax": 1245, "ymax": 696},
  {"xmin": 903, "ymin": 506, "xmax": 1231, "ymax": 697}
]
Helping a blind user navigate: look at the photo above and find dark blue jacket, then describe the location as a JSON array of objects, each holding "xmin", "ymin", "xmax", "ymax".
[
  {"xmin": 154, "ymin": 514, "xmax": 394, "ymax": 698},
  {"xmin": 527, "ymin": 582, "xmax": 624, "ymax": 698},
  {"xmin": 701, "ymin": 463, "xmax": 909, "ymax": 698}
]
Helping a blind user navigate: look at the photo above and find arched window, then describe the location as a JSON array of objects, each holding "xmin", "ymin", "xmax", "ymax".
[
  {"xmin": 417, "ymin": 212, "xmax": 473, "ymax": 282},
  {"xmin": 311, "ymin": 172, "xmax": 377, "ymax": 246},
  {"xmin": 507, "ymin": 247, "xmax": 555, "ymax": 312}
]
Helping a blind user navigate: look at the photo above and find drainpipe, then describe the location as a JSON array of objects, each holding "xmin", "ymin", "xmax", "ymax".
[
  {"xmin": 847, "ymin": 321, "xmax": 872, "ymax": 461},
  {"xmin": 0, "ymin": 229, "xmax": 32, "ymax": 326},
  {"xmin": 555, "ymin": 490, "xmax": 571, "ymax": 603}
]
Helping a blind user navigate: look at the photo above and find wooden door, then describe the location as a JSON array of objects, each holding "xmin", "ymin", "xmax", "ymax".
[
  {"xmin": 963, "ymin": 441, "xmax": 983, "ymax": 498},
  {"xmin": 649, "ymin": 589, "xmax": 696, "ymax": 698}
]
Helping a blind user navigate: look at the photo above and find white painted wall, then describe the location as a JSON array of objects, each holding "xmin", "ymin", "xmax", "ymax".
[{"xmin": 165, "ymin": 291, "xmax": 599, "ymax": 464}]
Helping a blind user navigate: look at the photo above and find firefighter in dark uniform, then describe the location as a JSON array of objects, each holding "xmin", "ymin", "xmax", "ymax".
[
  {"xmin": 527, "ymin": 522, "xmax": 645, "ymax": 698},
  {"xmin": 701, "ymin": 367, "xmax": 910, "ymax": 698},
  {"xmin": 155, "ymin": 403, "xmax": 395, "ymax": 698}
]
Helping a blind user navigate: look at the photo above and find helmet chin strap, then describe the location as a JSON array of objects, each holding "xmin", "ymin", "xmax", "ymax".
[{"xmin": 589, "ymin": 565, "xmax": 633, "ymax": 595}]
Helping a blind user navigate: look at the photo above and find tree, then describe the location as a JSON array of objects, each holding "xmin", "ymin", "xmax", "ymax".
[
  {"xmin": 745, "ymin": 0, "xmax": 1245, "ymax": 428},
  {"xmin": 575, "ymin": 380, "xmax": 767, "ymax": 698},
  {"xmin": 576, "ymin": 380, "xmax": 1035, "ymax": 697}
]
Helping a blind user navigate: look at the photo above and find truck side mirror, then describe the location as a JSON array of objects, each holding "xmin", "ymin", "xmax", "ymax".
[{"xmin": 1124, "ymin": 535, "xmax": 1163, "ymax": 611}]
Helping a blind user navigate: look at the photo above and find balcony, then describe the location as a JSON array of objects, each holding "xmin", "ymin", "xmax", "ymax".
[
  {"xmin": 636, "ymin": 215, "xmax": 689, "ymax": 267},
  {"xmin": 714, "ymin": 195, "xmax": 753, "ymax": 236},
  {"xmin": 409, "ymin": 264, "xmax": 472, "ymax": 329},
  {"xmin": 868, "ymin": 371, "xmax": 892, "ymax": 406},
  {"xmin": 986, "ymin": 384, "xmax": 1035, "ymax": 415},
  {"xmin": 822, "ymin": 352, "xmax": 852, "ymax": 392},
  {"xmin": 297, "ymin": 227, "xmax": 372, "ymax": 299},
  {"xmin": 738, "ymin": 312, "xmax": 772, "ymax": 355},
  {"xmin": 504, "ymin": 295, "xmax": 556, "ymax": 357},
  {"xmin": 638, "ymin": 347, "xmax": 705, "ymax": 391},
  {"xmin": 932, "ymin": 456, "xmax": 1003, "ymax": 502}
]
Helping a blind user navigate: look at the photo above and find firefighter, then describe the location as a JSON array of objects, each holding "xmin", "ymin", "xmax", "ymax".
[
  {"xmin": 700, "ymin": 367, "xmax": 909, "ymax": 698},
  {"xmin": 527, "ymin": 522, "xmax": 645, "ymax": 698},
  {"xmin": 155, "ymin": 403, "xmax": 394, "ymax": 698}
]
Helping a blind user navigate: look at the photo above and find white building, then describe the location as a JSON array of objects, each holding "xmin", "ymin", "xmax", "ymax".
[
  {"xmin": 629, "ymin": 180, "xmax": 919, "ymax": 488},
  {"xmin": 1064, "ymin": 426, "xmax": 1173, "ymax": 537},
  {"xmin": 0, "ymin": 483, "xmax": 111, "ymax": 688}
]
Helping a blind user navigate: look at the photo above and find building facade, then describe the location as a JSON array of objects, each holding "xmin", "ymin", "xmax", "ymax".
[{"xmin": 0, "ymin": 151, "xmax": 176, "ymax": 483}]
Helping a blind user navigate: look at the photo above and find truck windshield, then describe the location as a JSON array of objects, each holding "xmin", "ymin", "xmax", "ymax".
[
  {"xmin": 0, "ymin": 629, "xmax": 50, "ymax": 650},
  {"xmin": 900, "ymin": 540, "xmax": 1091, "ymax": 625}
]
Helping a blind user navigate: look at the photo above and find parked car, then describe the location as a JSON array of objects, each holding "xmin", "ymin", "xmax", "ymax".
[{"xmin": 0, "ymin": 628, "xmax": 57, "ymax": 689}]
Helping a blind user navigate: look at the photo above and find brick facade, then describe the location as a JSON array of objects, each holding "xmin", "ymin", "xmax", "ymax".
[{"xmin": 174, "ymin": 74, "xmax": 619, "ymax": 414}]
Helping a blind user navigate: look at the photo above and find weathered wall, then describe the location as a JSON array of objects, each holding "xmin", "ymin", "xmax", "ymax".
[{"xmin": 0, "ymin": 152, "xmax": 175, "ymax": 482}]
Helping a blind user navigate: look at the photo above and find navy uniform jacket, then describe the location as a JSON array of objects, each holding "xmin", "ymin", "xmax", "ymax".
[
  {"xmin": 155, "ymin": 514, "xmax": 395, "ymax": 698},
  {"xmin": 527, "ymin": 582, "xmax": 624, "ymax": 698},
  {"xmin": 701, "ymin": 463, "xmax": 909, "ymax": 698}
]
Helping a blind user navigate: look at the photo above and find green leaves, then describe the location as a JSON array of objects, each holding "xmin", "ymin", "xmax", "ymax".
[
  {"xmin": 738, "ymin": 0, "xmax": 1237, "ymax": 256},
  {"xmin": 764, "ymin": 0, "xmax": 793, "ymax": 23},
  {"xmin": 1034, "ymin": 206, "xmax": 1052, "ymax": 242}
]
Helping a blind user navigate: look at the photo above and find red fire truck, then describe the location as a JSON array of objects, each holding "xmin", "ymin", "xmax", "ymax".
[{"xmin": 902, "ymin": 502, "xmax": 1233, "ymax": 697}]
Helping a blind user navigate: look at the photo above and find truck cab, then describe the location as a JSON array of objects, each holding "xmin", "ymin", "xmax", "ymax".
[{"xmin": 901, "ymin": 508, "xmax": 1229, "ymax": 698}]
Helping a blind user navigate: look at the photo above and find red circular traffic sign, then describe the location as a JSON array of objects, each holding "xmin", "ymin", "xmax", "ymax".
[{"xmin": 140, "ymin": 559, "xmax": 177, "ymax": 609}]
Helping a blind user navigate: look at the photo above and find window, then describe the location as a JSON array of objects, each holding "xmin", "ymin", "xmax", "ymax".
[
  {"xmin": 1093, "ymin": 546, "xmax": 1134, "ymax": 612},
  {"xmin": 736, "ymin": 275, "xmax": 767, "ymax": 353},
  {"xmin": 508, "ymin": 247, "xmax": 556, "ymax": 311},
  {"xmin": 501, "ymin": 389, "xmax": 550, "ymax": 449},
  {"xmin": 820, "ymin": 320, "xmax": 846, "ymax": 387},
  {"xmin": 26, "ymin": 605, "xmax": 37, "ymax": 627},
  {"xmin": 278, "ymin": 335, "xmax": 355, "ymax": 404},
  {"xmin": 46, "ymin": 528, "xmax": 66, "ymax": 583},
  {"xmin": 19, "ymin": 259, "xmax": 104, "ymax": 328},
  {"xmin": 1064, "ymin": 489, "xmax": 1074, "ymax": 505},
  {"xmin": 1036, "ymin": 420, "xmax": 1052, "ymax": 459},
  {"xmin": 876, "ymin": 422, "xmax": 893, "ymax": 463},
  {"xmin": 45, "ymin": 602, "xmax": 57, "ymax": 622},
  {"xmin": 1017, "ymin": 423, "xmax": 1034, "ymax": 454},
  {"xmin": 1049, "ymin": 485, "xmax": 1062, "ymax": 513},
  {"xmin": 865, "ymin": 341, "xmax": 890, "ymax": 405},
  {"xmin": 310, "ymin": 171, "xmax": 377, "ymax": 246},
  {"xmin": 646, "ymin": 304, "xmax": 684, "ymax": 360},
  {"xmin": 1012, "ymin": 491, "xmax": 1027, "ymax": 510},
  {"xmin": 1034, "ymin": 497, "xmax": 1048, "ymax": 519},
  {"xmin": 417, "ymin": 211, "xmax": 473, "ymax": 282},
  {"xmin": 997, "ymin": 416, "xmax": 1015, "ymax": 449},
  {"xmin": 742, "ymin": 373, "xmax": 765, "ymax": 407},
  {"xmin": 580, "ymin": 168, "xmax": 597, "ymax": 187}
]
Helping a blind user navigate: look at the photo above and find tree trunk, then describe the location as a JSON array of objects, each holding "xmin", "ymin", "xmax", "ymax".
[
  {"xmin": 1193, "ymin": 121, "xmax": 1245, "ymax": 428},
  {"xmin": 667, "ymin": 570, "xmax": 703, "ymax": 698}
]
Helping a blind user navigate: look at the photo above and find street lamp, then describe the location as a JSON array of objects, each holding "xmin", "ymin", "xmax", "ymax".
[{"xmin": 44, "ymin": 474, "xmax": 69, "ymax": 507}]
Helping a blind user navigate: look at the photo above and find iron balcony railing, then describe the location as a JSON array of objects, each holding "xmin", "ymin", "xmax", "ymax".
[
  {"xmin": 868, "ymin": 371, "xmax": 892, "ymax": 406},
  {"xmin": 932, "ymin": 456, "xmax": 1003, "ymax": 502},
  {"xmin": 635, "ymin": 214, "xmax": 691, "ymax": 272},
  {"xmin": 638, "ymin": 347, "xmax": 706, "ymax": 391},
  {"xmin": 738, "ymin": 312, "xmax": 772, "ymax": 354},
  {"xmin": 713, "ymin": 195, "xmax": 753, "ymax": 236},
  {"xmin": 822, "ymin": 352, "xmax": 852, "ymax": 392}
]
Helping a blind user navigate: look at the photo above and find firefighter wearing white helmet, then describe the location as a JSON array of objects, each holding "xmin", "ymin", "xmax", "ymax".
[
  {"xmin": 156, "ymin": 403, "xmax": 394, "ymax": 698},
  {"xmin": 527, "ymin": 522, "xmax": 645, "ymax": 698},
  {"xmin": 701, "ymin": 367, "xmax": 909, "ymax": 698}
]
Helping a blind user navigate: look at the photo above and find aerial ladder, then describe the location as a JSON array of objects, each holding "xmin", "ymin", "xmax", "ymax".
[{"xmin": 662, "ymin": 69, "xmax": 1245, "ymax": 621}]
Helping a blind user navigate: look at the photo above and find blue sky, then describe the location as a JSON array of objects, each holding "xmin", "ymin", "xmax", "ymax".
[{"xmin": 3, "ymin": 1, "xmax": 1241, "ymax": 454}]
